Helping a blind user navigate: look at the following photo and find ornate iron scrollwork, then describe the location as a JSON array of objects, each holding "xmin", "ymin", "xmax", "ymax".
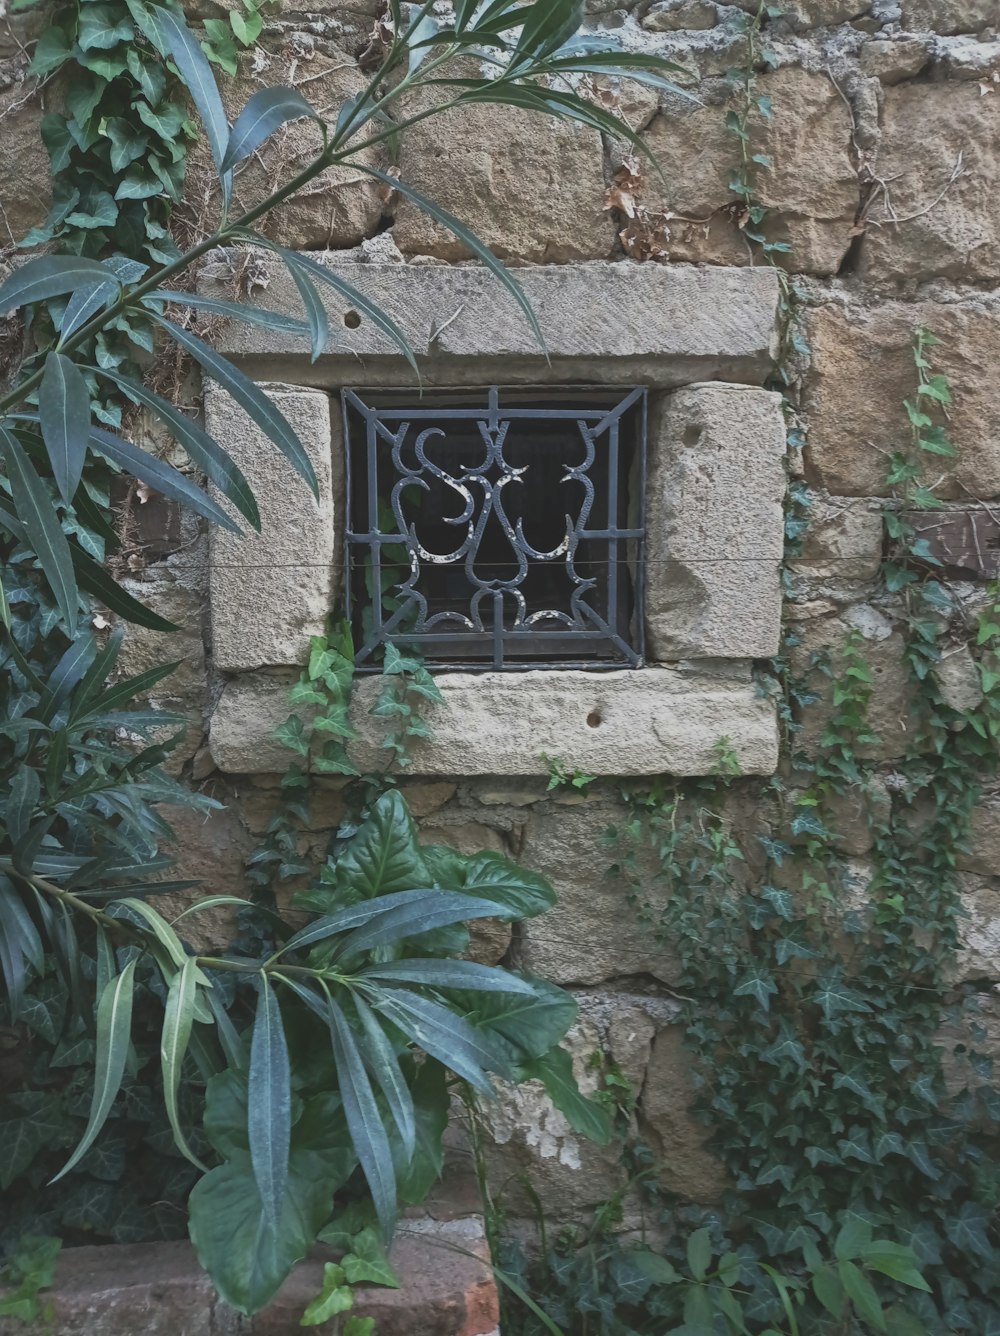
[{"xmin": 343, "ymin": 387, "xmax": 646, "ymax": 669}]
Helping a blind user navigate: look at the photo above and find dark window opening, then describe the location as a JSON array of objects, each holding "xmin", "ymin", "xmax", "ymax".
[{"xmin": 342, "ymin": 387, "xmax": 647, "ymax": 670}]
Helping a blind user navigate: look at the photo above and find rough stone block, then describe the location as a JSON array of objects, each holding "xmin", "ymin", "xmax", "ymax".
[
  {"xmin": 804, "ymin": 301, "xmax": 1000, "ymax": 500},
  {"xmin": 862, "ymin": 83, "xmax": 1000, "ymax": 284},
  {"xmin": 198, "ymin": 258, "xmax": 782, "ymax": 387},
  {"xmin": 899, "ymin": 0, "xmax": 994, "ymax": 32},
  {"xmin": 389, "ymin": 75, "xmax": 613, "ymax": 263},
  {"xmin": 958, "ymin": 798, "xmax": 1000, "ymax": 877},
  {"xmin": 0, "ymin": 1221, "xmax": 498, "ymax": 1336},
  {"xmin": 641, "ymin": 67, "xmax": 858, "ymax": 275},
  {"xmin": 641, "ymin": 1026, "xmax": 729, "ymax": 1204},
  {"xmin": 0, "ymin": 84, "xmax": 51, "ymax": 246},
  {"xmin": 957, "ymin": 873, "xmax": 1000, "ymax": 982},
  {"xmin": 859, "ymin": 37, "xmax": 931, "ymax": 83},
  {"xmin": 184, "ymin": 49, "xmax": 383, "ymax": 249},
  {"xmin": 208, "ymin": 669, "xmax": 300, "ymax": 773},
  {"xmin": 516, "ymin": 802, "xmax": 681, "ymax": 985},
  {"xmin": 789, "ymin": 605, "xmax": 916, "ymax": 761},
  {"xmin": 647, "ymin": 383, "xmax": 786, "ymax": 660},
  {"xmin": 788, "ymin": 496, "xmax": 884, "ymax": 582},
  {"xmin": 206, "ymin": 382, "xmax": 337, "ymax": 671},
  {"xmin": 209, "ymin": 667, "xmax": 779, "ymax": 776}
]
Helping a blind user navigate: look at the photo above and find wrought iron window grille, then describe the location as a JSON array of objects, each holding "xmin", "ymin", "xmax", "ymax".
[{"xmin": 342, "ymin": 386, "xmax": 647, "ymax": 671}]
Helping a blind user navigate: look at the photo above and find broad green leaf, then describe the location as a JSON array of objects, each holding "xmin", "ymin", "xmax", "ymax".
[
  {"xmin": 221, "ymin": 85, "xmax": 321, "ymax": 173},
  {"xmin": 359, "ymin": 167, "xmax": 544, "ymax": 355},
  {"xmin": 863, "ymin": 1245, "xmax": 931, "ymax": 1292},
  {"xmin": 0, "ymin": 426, "xmax": 78, "ymax": 627},
  {"xmin": 839, "ymin": 1260, "xmax": 887, "ymax": 1332},
  {"xmin": 97, "ymin": 366, "xmax": 261, "ymax": 530},
  {"xmin": 0, "ymin": 256, "xmax": 114, "ymax": 313},
  {"xmin": 392, "ymin": 1056, "xmax": 448, "ymax": 1204},
  {"xmin": 150, "ymin": 316, "xmax": 318, "ymax": 497},
  {"xmin": 144, "ymin": 3, "xmax": 232, "ymax": 210},
  {"xmin": 363, "ymin": 959, "xmax": 536, "ymax": 993},
  {"xmin": 812, "ymin": 1264, "xmax": 846, "ymax": 1319},
  {"xmin": 686, "ymin": 1227, "xmax": 712, "ymax": 1282},
  {"xmin": 326, "ymin": 994, "xmax": 396, "ymax": 1236},
  {"xmin": 90, "ymin": 425, "xmax": 242, "ymax": 533},
  {"xmin": 161, "ymin": 957, "xmax": 207, "ymax": 1169},
  {"xmin": 248, "ymin": 977, "xmax": 292, "ymax": 1230},
  {"xmin": 835, "ymin": 1216, "xmax": 873, "ymax": 1262},
  {"xmin": 51, "ymin": 959, "xmax": 136, "ymax": 1181},
  {"xmin": 336, "ymin": 790, "xmax": 429, "ymax": 901},
  {"xmin": 519, "ymin": 1045, "xmax": 613, "ymax": 1145},
  {"xmin": 38, "ymin": 353, "xmax": 92, "ymax": 503},
  {"xmin": 459, "ymin": 852, "xmax": 556, "ymax": 918}
]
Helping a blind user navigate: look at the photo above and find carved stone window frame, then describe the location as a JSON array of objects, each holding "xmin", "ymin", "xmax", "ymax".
[{"xmin": 204, "ymin": 257, "xmax": 785, "ymax": 778}]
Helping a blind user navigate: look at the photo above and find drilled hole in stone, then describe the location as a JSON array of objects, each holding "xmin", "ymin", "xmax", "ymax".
[
  {"xmin": 587, "ymin": 709, "xmax": 602, "ymax": 728},
  {"xmin": 683, "ymin": 424, "xmax": 702, "ymax": 447},
  {"xmin": 344, "ymin": 309, "xmax": 362, "ymax": 329}
]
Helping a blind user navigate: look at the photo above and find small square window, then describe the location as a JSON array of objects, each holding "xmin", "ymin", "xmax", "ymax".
[{"xmin": 342, "ymin": 386, "xmax": 646, "ymax": 670}]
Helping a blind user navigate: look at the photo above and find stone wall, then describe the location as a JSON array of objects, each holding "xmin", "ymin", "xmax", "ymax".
[{"xmin": 3, "ymin": 0, "xmax": 1000, "ymax": 1221}]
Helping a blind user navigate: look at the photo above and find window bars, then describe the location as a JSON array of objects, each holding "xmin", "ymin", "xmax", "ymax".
[{"xmin": 343, "ymin": 386, "xmax": 647, "ymax": 670}]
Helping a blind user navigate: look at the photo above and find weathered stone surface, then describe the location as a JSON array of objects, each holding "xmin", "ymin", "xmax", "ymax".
[
  {"xmin": 647, "ymin": 384, "xmax": 786, "ymax": 660},
  {"xmin": 389, "ymin": 74, "xmax": 612, "ymax": 263},
  {"xmin": 641, "ymin": 1026, "xmax": 728, "ymax": 1203},
  {"xmin": 959, "ymin": 798, "xmax": 1000, "ymax": 877},
  {"xmin": 114, "ymin": 580, "xmax": 208, "ymax": 772},
  {"xmin": 819, "ymin": 778, "xmax": 890, "ymax": 857},
  {"xmin": 184, "ymin": 49, "xmax": 383, "ymax": 249},
  {"xmin": 199, "ymin": 257, "xmax": 782, "ymax": 387},
  {"xmin": 899, "ymin": 0, "xmax": 994, "ymax": 33},
  {"xmin": 0, "ymin": 1221, "xmax": 498, "ymax": 1336},
  {"xmin": 0, "ymin": 83, "xmax": 50, "ymax": 245},
  {"xmin": 956, "ymin": 873, "xmax": 1000, "ymax": 982},
  {"xmin": 206, "ymin": 383, "xmax": 336, "ymax": 671},
  {"xmin": 780, "ymin": 0, "xmax": 871, "ymax": 24},
  {"xmin": 155, "ymin": 803, "xmax": 252, "ymax": 950},
  {"xmin": 859, "ymin": 37, "xmax": 931, "ymax": 82},
  {"xmin": 938, "ymin": 39, "xmax": 1000, "ymax": 80},
  {"xmin": 804, "ymin": 302, "xmax": 1000, "ymax": 500},
  {"xmin": 789, "ymin": 497, "xmax": 884, "ymax": 582},
  {"xmin": 209, "ymin": 668, "xmax": 778, "ymax": 776},
  {"xmin": 517, "ymin": 802, "xmax": 679, "ymax": 985},
  {"xmin": 642, "ymin": 67, "xmax": 858, "ymax": 275},
  {"xmin": 933, "ymin": 645, "xmax": 984, "ymax": 713},
  {"xmin": 789, "ymin": 605, "xmax": 915, "ymax": 760},
  {"xmin": 642, "ymin": 0, "xmax": 718, "ymax": 29},
  {"xmin": 401, "ymin": 781, "xmax": 458, "ymax": 818},
  {"xmin": 863, "ymin": 83, "xmax": 1000, "ymax": 284},
  {"xmin": 209, "ymin": 670, "xmax": 299, "ymax": 772}
]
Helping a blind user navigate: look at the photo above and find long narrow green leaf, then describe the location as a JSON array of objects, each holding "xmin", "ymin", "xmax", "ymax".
[
  {"xmin": 162, "ymin": 957, "xmax": 208, "ymax": 1169},
  {"xmin": 39, "ymin": 352, "xmax": 92, "ymax": 504},
  {"xmin": 149, "ymin": 290, "xmax": 311, "ymax": 339},
  {"xmin": 97, "ymin": 367, "xmax": 261, "ymax": 530},
  {"xmin": 75, "ymin": 661, "xmax": 183, "ymax": 724},
  {"xmin": 248, "ymin": 976, "xmax": 292, "ymax": 1230},
  {"xmin": 71, "ymin": 548, "xmax": 179, "ymax": 631},
  {"xmin": 326, "ymin": 994, "xmax": 396, "ymax": 1236},
  {"xmin": 38, "ymin": 631, "xmax": 97, "ymax": 723},
  {"xmin": 510, "ymin": 0, "xmax": 584, "ymax": 64},
  {"xmin": 146, "ymin": 4, "xmax": 232, "ymax": 211},
  {"xmin": 0, "ymin": 878, "xmax": 43, "ymax": 1018},
  {"xmin": 338, "ymin": 892, "xmax": 516, "ymax": 958},
  {"xmin": 362, "ymin": 960, "xmax": 537, "ymax": 994},
  {"xmin": 149, "ymin": 315, "xmax": 318, "ymax": 498},
  {"xmin": 365, "ymin": 988, "xmax": 513, "ymax": 1092},
  {"xmin": 255, "ymin": 245, "xmax": 412, "ymax": 374},
  {"xmin": 277, "ymin": 888, "xmax": 513, "ymax": 960},
  {"xmin": 90, "ymin": 426, "xmax": 242, "ymax": 534},
  {"xmin": 0, "ymin": 256, "xmax": 115, "ymax": 315},
  {"xmin": 360, "ymin": 166, "xmax": 545, "ymax": 355},
  {"xmin": 222, "ymin": 85, "xmax": 321, "ymax": 174},
  {"xmin": 268, "ymin": 248, "xmax": 329, "ymax": 364},
  {"xmin": 51, "ymin": 958, "xmax": 136, "ymax": 1182},
  {"xmin": 0, "ymin": 426, "xmax": 78, "ymax": 628},
  {"xmin": 7, "ymin": 765, "xmax": 40, "ymax": 844},
  {"xmin": 59, "ymin": 280, "xmax": 118, "ymax": 343},
  {"xmin": 353, "ymin": 993, "xmax": 416, "ymax": 1161}
]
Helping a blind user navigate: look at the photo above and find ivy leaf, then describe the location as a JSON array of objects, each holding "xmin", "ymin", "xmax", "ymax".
[
  {"xmin": 301, "ymin": 1262, "xmax": 355, "ymax": 1325},
  {"xmin": 944, "ymin": 1202, "xmax": 993, "ymax": 1259}
]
